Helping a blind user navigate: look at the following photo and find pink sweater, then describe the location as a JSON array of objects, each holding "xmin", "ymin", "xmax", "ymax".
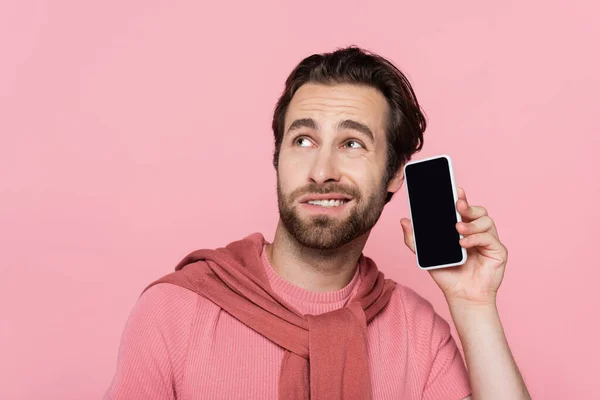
[{"xmin": 105, "ymin": 245, "xmax": 471, "ymax": 399}]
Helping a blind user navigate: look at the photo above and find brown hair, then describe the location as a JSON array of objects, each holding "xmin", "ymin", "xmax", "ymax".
[{"xmin": 272, "ymin": 46, "xmax": 426, "ymax": 203}]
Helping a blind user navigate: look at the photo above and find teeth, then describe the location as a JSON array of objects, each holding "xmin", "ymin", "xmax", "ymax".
[{"xmin": 307, "ymin": 199, "xmax": 348, "ymax": 207}]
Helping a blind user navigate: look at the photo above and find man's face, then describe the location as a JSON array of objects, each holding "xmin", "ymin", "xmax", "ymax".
[{"xmin": 276, "ymin": 83, "xmax": 402, "ymax": 250}]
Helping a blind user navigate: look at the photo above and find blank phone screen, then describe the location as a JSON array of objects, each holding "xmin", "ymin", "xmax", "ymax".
[{"xmin": 405, "ymin": 157, "xmax": 463, "ymax": 268}]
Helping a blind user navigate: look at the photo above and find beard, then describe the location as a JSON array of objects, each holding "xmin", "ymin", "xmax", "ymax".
[{"xmin": 277, "ymin": 175, "xmax": 388, "ymax": 250}]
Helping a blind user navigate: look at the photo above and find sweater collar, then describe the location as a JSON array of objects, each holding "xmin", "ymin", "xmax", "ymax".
[{"xmin": 261, "ymin": 244, "xmax": 361, "ymax": 304}]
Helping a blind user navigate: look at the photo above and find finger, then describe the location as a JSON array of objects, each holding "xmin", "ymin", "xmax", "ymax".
[
  {"xmin": 456, "ymin": 199, "xmax": 489, "ymax": 223},
  {"xmin": 459, "ymin": 232, "xmax": 506, "ymax": 257},
  {"xmin": 457, "ymin": 187, "xmax": 467, "ymax": 203},
  {"xmin": 456, "ymin": 215, "xmax": 499, "ymax": 238},
  {"xmin": 400, "ymin": 218, "xmax": 416, "ymax": 254}
]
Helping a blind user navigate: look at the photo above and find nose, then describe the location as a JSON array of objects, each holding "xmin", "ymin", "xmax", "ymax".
[{"xmin": 308, "ymin": 147, "xmax": 341, "ymax": 185}]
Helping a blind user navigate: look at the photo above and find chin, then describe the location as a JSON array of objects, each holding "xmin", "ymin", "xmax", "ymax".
[{"xmin": 293, "ymin": 225, "xmax": 360, "ymax": 250}]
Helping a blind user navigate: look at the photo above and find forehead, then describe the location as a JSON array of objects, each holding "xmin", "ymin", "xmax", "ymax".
[{"xmin": 285, "ymin": 83, "xmax": 389, "ymax": 135}]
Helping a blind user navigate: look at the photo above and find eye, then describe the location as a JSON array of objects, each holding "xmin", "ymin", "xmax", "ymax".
[
  {"xmin": 344, "ymin": 140, "xmax": 365, "ymax": 149},
  {"xmin": 294, "ymin": 136, "xmax": 313, "ymax": 147}
]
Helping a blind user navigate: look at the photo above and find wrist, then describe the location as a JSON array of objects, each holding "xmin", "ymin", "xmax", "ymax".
[
  {"xmin": 446, "ymin": 297, "xmax": 500, "ymax": 326},
  {"xmin": 445, "ymin": 292, "xmax": 498, "ymax": 310}
]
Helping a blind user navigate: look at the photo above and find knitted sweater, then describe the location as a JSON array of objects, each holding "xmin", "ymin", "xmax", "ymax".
[{"xmin": 105, "ymin": 244, "xmax": 471, "ymax": 399}]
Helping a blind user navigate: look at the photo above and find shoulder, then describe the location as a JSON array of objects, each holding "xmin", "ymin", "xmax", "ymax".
[
  {"xmin": 388, "ymin": 283, "xmax": 437, "ymax": 315},
  {"xmin": 140, "ymin": 282, "xmax": 199, "ymax": 304},
  {"xmin": 137, "ymin": 283, "xmax": 198, "ymax": 314},
  {"xmin": 132, "ymin": 283, "xmax": 220, "ymax": 331},
  {"xmin": 106, "ymin": 284, "xmax": 220, "ymax": 396},
  {"xmin": 386, "ymin": 284, "xmax": 452, "ymax": 339}
]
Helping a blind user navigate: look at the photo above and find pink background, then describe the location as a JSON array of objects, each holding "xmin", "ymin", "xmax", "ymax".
[{"xmin": 1, "ymin": 0, "xmax": 598, "ymax": 398}]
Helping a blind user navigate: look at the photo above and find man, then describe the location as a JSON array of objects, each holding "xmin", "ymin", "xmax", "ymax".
[{"xmin": 105, "ymin": 47, "xmax": 530, "ymax": 399}]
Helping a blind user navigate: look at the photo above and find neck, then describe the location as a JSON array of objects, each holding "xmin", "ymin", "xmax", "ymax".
[{"xmin": 266, "ymin": 221, "xmax": 369, "ymax": 292}]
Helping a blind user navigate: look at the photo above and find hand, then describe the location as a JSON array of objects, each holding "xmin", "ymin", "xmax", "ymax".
[{"xmin": 400, "ymin": 187, "xmax": 507, "ymax": 306}]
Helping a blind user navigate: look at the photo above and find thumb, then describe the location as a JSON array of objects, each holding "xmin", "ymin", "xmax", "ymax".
[{"xmin": 400, "ymin": 218, "xmax": 416, "ymax": 254}]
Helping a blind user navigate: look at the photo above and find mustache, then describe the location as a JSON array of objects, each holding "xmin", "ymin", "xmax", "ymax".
[{"xmin": 290, "ymin": 184, "xmax": 361, "ymax": 201}]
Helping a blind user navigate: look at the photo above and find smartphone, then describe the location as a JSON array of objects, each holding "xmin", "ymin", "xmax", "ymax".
[{"xmin": 403, "ymin": 154, "xmax": 467, "ymax": 270}]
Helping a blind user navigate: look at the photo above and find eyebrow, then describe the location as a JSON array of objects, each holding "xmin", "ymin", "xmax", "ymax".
[
  {"xmin": 286, "ymin": 118, "xmax": 375, "ymax": 142},
  {"xmin": 337, "ymin": 119, "xmax": 374, "ymax": 142},
  {"xmin": 287, "ymin": 118, "xmax": 317, "ymax": 133}
]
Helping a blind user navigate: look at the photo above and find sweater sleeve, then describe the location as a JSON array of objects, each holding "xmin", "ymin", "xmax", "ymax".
[
  {"xmin": 422, "ymin": 312, "xmax": 471, "ymax": 400},
  {"xmin": 398, "ymin": 286, "xmax": 471, "ymax": 400},
  {"xmin": 104, "ymin": 283, "xmax": 198, "ymax": 400}
]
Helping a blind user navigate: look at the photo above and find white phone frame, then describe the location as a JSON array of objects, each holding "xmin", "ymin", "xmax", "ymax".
[{"xmin": 403, "ymin": 154, "xmax": 467, "ymax": 270}]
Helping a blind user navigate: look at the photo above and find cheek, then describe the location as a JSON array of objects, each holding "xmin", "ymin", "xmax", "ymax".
[
  {"xmin": 278, "ymin": 150, "xmax": 311, "ymax": 180},
  {"xmin": 339, "ymin": 157, "xmax": 382, "ymax": 185},
  {"xmin": 277, "ymin": 163, "xmax": 303, "ymax": 195},
  {"xmin": 278, "ymin": 161, "xmax": 299, "ymax": 181}
]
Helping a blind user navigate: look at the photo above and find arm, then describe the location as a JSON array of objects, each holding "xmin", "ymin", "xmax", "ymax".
[
  {"xmin": 401, "ymin": 186, "xmax": 530, "ymax": 399},
  {"xmin": 449, "ymin": 300, "xmax": 529, "ymax": 399}
]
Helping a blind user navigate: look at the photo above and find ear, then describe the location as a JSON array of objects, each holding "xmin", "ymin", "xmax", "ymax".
[{"xmin": 386, "ymin": 166, "xmax": 404, "ymax": 194}]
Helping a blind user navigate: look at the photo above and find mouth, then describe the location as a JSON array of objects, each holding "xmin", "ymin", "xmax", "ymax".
[
  {"xmin": 303, "ymin": 198, "xmax": 351, "ymax": 208},
  {"xmin": 298, "ymin": 192, "xmax": 353, "ymax": 207},
  {"xmin": 298, "ymin": 195, "xmax": 354, "ymax": 215}
]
